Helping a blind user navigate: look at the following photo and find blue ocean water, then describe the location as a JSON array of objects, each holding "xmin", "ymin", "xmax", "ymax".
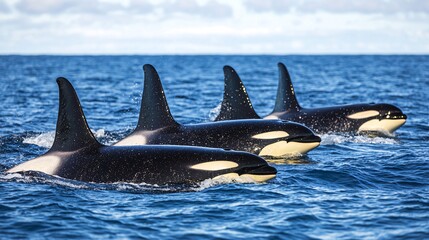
[{"xmin": 0, "ymin": 55, "xmax": 428, "ymax": 239}]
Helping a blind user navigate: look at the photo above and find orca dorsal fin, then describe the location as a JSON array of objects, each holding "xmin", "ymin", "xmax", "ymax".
[
  {"xmin": 51, "ymin": 77, "xmax": 100, "ymax": 152},
  {"xmin": 215, "ymin": 66, "xmax": 261, "ymax": 121},
  {"xmin": 136, "ymin": 64, "xmax": 179, "ymax": 131},
  {"xmin": 273, "ymin": 62, "xmax": 301, "ymax": 113}
]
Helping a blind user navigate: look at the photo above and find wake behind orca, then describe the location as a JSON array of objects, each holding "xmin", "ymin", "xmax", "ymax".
[
  {"xmin": 215, "ymin": 63, "xmax": 407, "ymax": 136},
  {"xmin": 115, "ymin": 64, "xmax": 320, "ymax": 157},
  {"xmin": 7, "ymin": 78, "xmax": 277, "ymax": 184}
]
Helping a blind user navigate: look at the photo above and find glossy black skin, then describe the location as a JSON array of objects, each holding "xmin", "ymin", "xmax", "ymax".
[
  {"xmin": 123, "ymin": 64, "xmax": 320, "ymax": 155},
  {"xmin": 268, "ymin": 103, "xmax": 407, "ymax": 134},
  {"xmin": 9, "ymin": 77, "xmax": 276, "ymax": 185},
  {"xmin": 268, "ymin": 62, "xmax": 407, "ymax": 134},
  {"xmin": 128, "ymin": 119, "xmax": 321, "ymax": 155},
  {"xmin": 215, "ymin": 64, "xmax": 407, "ymax": 135},
  {"xmin": 54, "ymin": 144, "xmax": 275, "ymax": 185}
]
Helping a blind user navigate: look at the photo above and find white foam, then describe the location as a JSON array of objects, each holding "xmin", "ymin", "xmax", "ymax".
[
  {"xmin": 23, "ymin": 129, "xmax": 107, "ymax": 148},
  {"xmin": 0, "ymin": 173, "xmax": 23, "ymax": 180},
  {"xmin": 193, "ymin": 175, "xmax": 259, "ymax": 191},
  {"xmin": 208, "ymin": 102, "xmax": 222, "ymax": 121},
  {"xmin": 23, "ymin": 131, "xmax": 55, "ymax": 148},
  {"xmin": 0, "ymin": 172, "xmax": 166, "ymax": 191},
  {"xmin": 1, "ymin": 171, "xmax": 264, "ymax": 193},
  {"xmin": 93, "ymin": 129, "xmax": 106, "ymax": 138},
  {"xmin": 320, "ymin": 134, "xmax": 398, "ymax": 145},
  {"xmin": 0, "ymin": 172, "xmax": 90, "ymax": 189}
]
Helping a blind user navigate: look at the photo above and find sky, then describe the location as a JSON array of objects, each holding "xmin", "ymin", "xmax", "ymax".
[{"xmin": 0, "ymin": 0, "xmax": 428, "ymax": 54}]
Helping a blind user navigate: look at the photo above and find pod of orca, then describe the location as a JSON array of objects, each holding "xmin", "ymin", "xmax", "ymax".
[
  {"xmin": 7, "ymin": 62, "xmax": 407, "ymax": 185},
  {"xmin": 7, "ymin": 78, "xmax": 277, "ymax": 184},
  {"xmin": 115, "ymin": 64, "xmax": 321, "ymax": 157},
  {"xmin": 216, "ymin": 63, "xmax": 407, "ymax": 136}
]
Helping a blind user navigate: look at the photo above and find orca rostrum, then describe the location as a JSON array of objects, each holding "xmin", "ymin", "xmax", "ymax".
[
  {"xmin": 7, "ymin": 78, "xmax": 277, "ymax": 184},
  {"xmin": 114, "ymin": 64, "xmax": 320, "ymax": 157},
  {"xmin": 214, "ymin": 63, "xmax": 407, "ymax": 136}
]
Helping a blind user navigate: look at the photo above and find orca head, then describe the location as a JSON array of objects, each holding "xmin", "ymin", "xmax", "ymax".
[
  {"xmin": 188, "ymin": 149, "xmax": 277, "ymax": 183},
  {"xmin": 346, "ymin": 103, "xmax": 407, "ymax": 135},
  {"xmin": 251, "ymin": 120, "xmax": 321, "ymax": 157}
]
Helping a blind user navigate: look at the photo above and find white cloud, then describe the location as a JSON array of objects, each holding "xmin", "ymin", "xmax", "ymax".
[
  {"xmin": 245, "ymin": 0, "xmax": 429, "ymax": 14},
  {"xmin": 161, "ymin": 0, "xmax": 233, "ymax": 18},
  {"xmin": 0, "ymin": 0, "xmax": 428, "ymax": 54},
  {"xmin": 128, "ymin": 0, "xmax": 154, "ymax": 14},
  {"xmin": 10, "ymin": 0, "xmax": 232, "ymax": 17},
  {"xmin": 14, "ymin": 0, "xmax": 125, "ymax": 15},
  {"xmin": 0, "ymin": 1, "xmax": 11, "ymax": 13}
]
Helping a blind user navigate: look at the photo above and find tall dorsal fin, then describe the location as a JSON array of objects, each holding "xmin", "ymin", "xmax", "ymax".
[
  {"xmin": 51, "ymin": 78, "xmax": 100, "ymax": 152},
  {"xmin": 215, "ymin": 66, "xmax": 261, "ymax": 121},
  {"xmin": 136, "ymin": 64, "xmax": 179, "ymax": 131},
  {"xmin": 273, "ymin": 62, "xmax": 301, "ymax": 113}
]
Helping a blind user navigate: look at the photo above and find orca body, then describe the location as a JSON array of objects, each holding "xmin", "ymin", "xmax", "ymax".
[
  {"xmin": 266, "ymin": 63, "xmax": 407, "ymax": 135},
  {"xmin": 215, "ymin": 63, "xmax": 407, "ymax": 135},
  {"xmin": 7, "ymin": 78, "xmax": 276, "ymax": 184},
  {"xmin": 115, "ymin": 65, "xmax": 321, "ymax": 157}
]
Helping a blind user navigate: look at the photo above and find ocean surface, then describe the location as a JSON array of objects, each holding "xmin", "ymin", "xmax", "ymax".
[{"xmin": 0, "ymin": 55, "xmax": 428, "ymax": 239}]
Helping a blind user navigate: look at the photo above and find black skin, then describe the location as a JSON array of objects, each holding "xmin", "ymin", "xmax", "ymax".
[
  {"xmin": 215, "ymin": 63, "xmax": 407, "ymax": 135},
  {"xmin": 127, "ymin": 119, "xmax": 321, "ymax": 155},
  {"xmin": 268, "ymin": 62, "xmax": 407, "ymax": 134},
  {"xmin": 53, "ymin": 144, "xmax": 275, "ymax": 185},
  {"xmin": 9, "ymin": 77, "xmax": 276, "ymax": 185},
  {"xmin": 126, "ymin": 64, "xmax": 320, "ymax": 155},
  {"xmin": 269, "ymin": 103, "xmax": 407, "ymax": 134}
]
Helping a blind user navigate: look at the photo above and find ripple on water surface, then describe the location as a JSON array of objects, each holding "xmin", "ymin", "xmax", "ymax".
[{"xmin": 0, "ymin": 55, "xmax": 428, "ymax": 239}]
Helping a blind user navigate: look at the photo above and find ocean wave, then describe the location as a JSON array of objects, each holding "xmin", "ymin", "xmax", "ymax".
[
  {"xmin": 193, "ymin": 175, "xmax": 261, "ymax": 191},
  {"xmin": 22, "ymin": 129, "xmax": 109, "ymax": 148},
  {"xmin": 320, "ymin": 134, "xmax": 398, "ymax": 145},
  {"xmin": 0, "ymin": 171, "xmax": 260, "ymax": 193},
  {"xmin": 208, "ymin": 102, "xmax": 222, "ymax": 121}
]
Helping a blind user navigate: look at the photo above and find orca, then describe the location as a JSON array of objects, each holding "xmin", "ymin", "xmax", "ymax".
[
  {"xmin": 7, "ymin": 78, "xmax": 277, "ymax": 184},
  {"xmin": 265, "ymin": 63, "xmax": 407, "ymax": 135},
  {"xmin": 214, "ymin": 63, "xmax": 407, "ymax": 135},
  {"xmin": 114, "ymin": 64, "xmax": 321, "ymax": 157}
]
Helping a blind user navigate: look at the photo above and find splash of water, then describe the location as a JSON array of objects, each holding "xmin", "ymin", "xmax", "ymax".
[
  {"xmin": 208, "ymin": 102, "xmax": 222, "ymax": 121},
  {"xmin": 320, "ymin": 134, "xmax": 398, "ymax": 145},
  {"xmin": 0, "ymin": 171, "xmax": 261, "ymax": 193},
  {"xmin": 23, "ymin": 129, "xmax": 108, "ymax": 148}
]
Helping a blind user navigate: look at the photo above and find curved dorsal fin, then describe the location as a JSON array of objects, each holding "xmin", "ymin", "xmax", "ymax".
[
  {"xmin": 51, "ymin": 78, "xmax": 100, "ymax": 152},
  {"xmin": 273, "ymin": 62, "xmax": 301, "ymax": 113},
  {"xmin": 136, "ymin": 64, "xmax": 179, "ymax": 131},
  {"xmin": 215, "ymin": 66, "xmax": 261, "ymax": 121}
]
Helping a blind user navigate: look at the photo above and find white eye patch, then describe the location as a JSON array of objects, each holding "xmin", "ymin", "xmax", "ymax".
[
  {"xmin": 347, "ymin": 110, "xmax": 379, "ymax": 119},
  {"xmin": 191, "ymin": 161, "xmax": 239, "ymax": 171},
  {"xmin": 252, "ymin": 131, "xmax": 289, "ymax": 139}
]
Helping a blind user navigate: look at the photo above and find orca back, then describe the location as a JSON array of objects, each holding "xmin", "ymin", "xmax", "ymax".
[
  {"xmin": 272, "ymin": 63, "xmax": 301, "ymax": 113},
  {"xmin": 215, "ymin": 66, "xmax": 261, "ymax": 121},
  {"xmin": 51, "ymin": 78, "xmax": 101, "ymax": 152},
  {"xmin": 136, "ymin": 64, "xmax": 179, "ymax": 131}
]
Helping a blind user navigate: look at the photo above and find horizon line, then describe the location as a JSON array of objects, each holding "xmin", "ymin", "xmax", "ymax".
[{"xmin": 1, "ymin": 53, "xmax": 428, "ymax": 56}]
